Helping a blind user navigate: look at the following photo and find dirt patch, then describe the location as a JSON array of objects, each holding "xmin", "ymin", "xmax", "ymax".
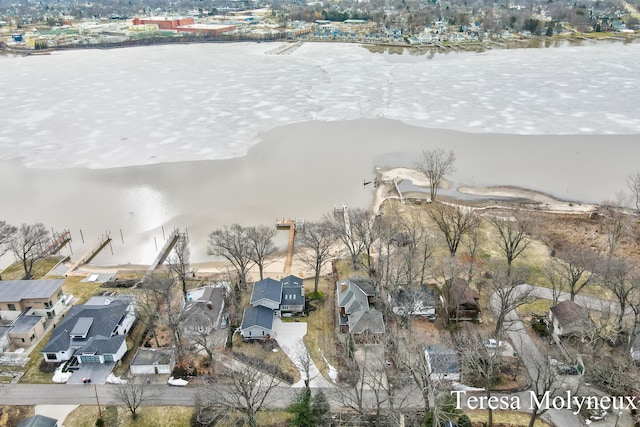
[{"xmin": 0, "ymin": 406, "xmax": 35, "ymax": 427}]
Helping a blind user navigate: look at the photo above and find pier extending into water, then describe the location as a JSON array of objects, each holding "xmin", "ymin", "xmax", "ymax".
[
  {"xmin": 65, "ymin": 231, "xmax": 111, "ymax": 276},
  {"xmin": 149, "ymin": 228, "xmax": 187, "ymax": 271},
  {"xmin": 276, "ymin": 218, "xmax": 304, "ymax": 275}
]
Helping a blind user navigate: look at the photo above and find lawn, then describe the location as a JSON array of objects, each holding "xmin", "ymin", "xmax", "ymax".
[
  {"xmin": 1, "ymin": 256, "xmax": 61, "ymax": 280},
  {"xmin": 466, "ymin": 409, "xmax": 551, "ymax": 426},
  {"xmin": 60, "ymin": 276, "xmax": 103, "ymax": 304},
  {"xmin": 231, "ymin": 335, "xmax": 301, "ymax": 384},
  {"xmin": 303, "ymin": 276, "xmax": 337, "ymax": 381},
  {"xmin": 64, "ymin": 406, "xmax": 292, "ymax": 427}
]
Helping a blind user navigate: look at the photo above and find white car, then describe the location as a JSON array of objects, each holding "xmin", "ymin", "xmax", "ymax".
[{"xmin": 484, "ymin": 339, "xmax": 503, "ymax": 349}]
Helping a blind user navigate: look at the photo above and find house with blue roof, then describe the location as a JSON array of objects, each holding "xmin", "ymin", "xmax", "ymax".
[{"xmin": 41, "ymin": 295, "xmax": 135, "ymax": 364}]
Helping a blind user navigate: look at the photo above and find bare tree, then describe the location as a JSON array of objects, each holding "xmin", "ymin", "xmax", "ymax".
[
  {"xmin": 489, "ymin": 211, "xmax": 533, "ymax": 276},
  {"xmin": 603, "ymin": 193, "xmax": 631, "ymax": 260},
  {"xmin": 296, "ymin": 220, "xmax": 335, "ymax": 295},
  {"xmin": 601, "ymin": 257, "xmax": 636, "ymax": 336},
  {"xmin": 113, "ymin": 378, "xmax": 156, "ymax": 419},
  {"xmin": 627, "ymin": 171, "xmax": 640, "ymax": 213},
  {"xmin": 167, "ymin": 234, "xmax": 190, "ymax": 298},
  {"xmin": 488, "ymin": 265, "xmax": 534, "ymax": 336},
  {"xmin": 454, "ymin": 328, "xmax": 504, "ymax": 427},
  {"xmin": 208, "ymin": 224, "xmax": 254, "ymax": 290},
  {"xmin": 142, "ymin": 272, "xmax": 185, "ymax": 359},
  {"xmin": 10, "ymin": 223, "xmax": 51, "ymax": 279},
  {"xmin": 0, "ymin": 220, "xmax": 17, "ymax": 281},
  {"xmin": 415, "ymin": 148, "xmax": 456, "ymax": 202},
  {"xmin": 328, "ymin": 207, "xmax": 367, "ymax": 270},
  {"xmin": 548, "ymin": 245, "xmax": 599, "ymax": 301},
  {"xmin": 525, "ymin": 353, "xmax": 562, "ymax": 427},
  {"xmin": 428, "ymin": 203, "xmax": 478, "ymax": 257},
  {"xmin": 460, "ymin": 214, "xmax": 483, "ymax": 284},
  {"xmin": 390, "ymin": 208, "xmax": 434, "ymax": 286},
  {"xmin": 246, "ymin": 225, "xmax": 277, "ymax": 281},
  {"xmin": 195, "ymin": 362, "xmax": 280, "ymax": 427}
]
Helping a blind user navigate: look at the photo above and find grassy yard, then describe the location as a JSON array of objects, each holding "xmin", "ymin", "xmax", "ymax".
[
  {"xmin": 1, "ymin": 257, "xmax": 61, "ymax": 280},
  {"xmin": 60, "ymin": 276, "xmax": 103, "ymax": 303},
  {"xmin": 466, "ymin": 409, "xmax": 550, "ymax": 426},
  {"xmin": 303, "ymin": 276, "xmax": 337, "ymax": 381},
  {"xmin": 231, "ymin": 335, "xmax": 301, "ymax": 384},
  {"xmin": 65, "ymin": 406, "xmax": 292, "ymax": 427}
]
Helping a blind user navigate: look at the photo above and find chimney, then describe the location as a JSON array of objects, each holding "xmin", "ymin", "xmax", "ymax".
[
  {"xmin": 207, "ymin": 301, "xmax": 213, "ymax": 310},
  {"xmin": 341, "ymin": 282, "xmax": 347, "ymax": 292}
]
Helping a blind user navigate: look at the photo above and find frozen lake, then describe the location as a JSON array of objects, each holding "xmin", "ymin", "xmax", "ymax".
[
  {"xmin": 0, "ymin": 41, "xmax": 638, "ymax": 267},
  {"xmin": 0, "ymin": 41, "xmax": 639, "ymax": 169}
]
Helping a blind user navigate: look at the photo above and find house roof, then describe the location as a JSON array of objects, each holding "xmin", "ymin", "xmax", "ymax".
[
  {"xmin": 184, "ymin": 286, "xmax": 225, "ymax": 325},
  {"xmin": 281, "ymin": 276, "xmax": 304, "ymax": 307},
  {"xmin": 348, "ymin": 308, "xmax": 385, "ymax": 335},
  {"xmin": 0, "ymin": 280, "xmax": 64, "ymax": 303},
  {"xmin": 250, "ymin": 278, "xmax": 282, "ymax": 306},
  {"xmin": 42, "ymin": 298, "xmax": 133, "ymax": 354},
  {"xmin": 447, "ymin": 279, "xmax": 480, "ymax": 309},
  {"xmin": 425, "ymin": 344, "xmax": 460, "ymax": 375},
  {"xmin": 131, "ymin": 347, "xmax": 175, "ymax": 366},
  {"xmin": 17, "ymin": 415, "xmax": 58, "ymax": 427},
  {"xmin": 337, "ymin": 279, "xmax": 369, "ymax": 315},
  {"xmin": 10, "ymin": 314, "xmax": 42, "ymax": 334},
  {"xmin": 241, "ymin": 306, "xmax": 274, "ymax": 331},
  {"xmin": 550, "ymin": 300, "xmax": 588, "ymax": 326},
  {"xmin": 349, "ymin": 278, "xmax": 376, "ymax": 296},
  {"xmin": 0, "ymin": 325, "xmax": 12, "ymax": 340},
  {"xmin": 77, "ymin": 335, "xmax": 125, "ymax": 355}
]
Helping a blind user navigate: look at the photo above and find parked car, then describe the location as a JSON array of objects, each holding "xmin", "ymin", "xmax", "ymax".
[
  {"xmin": 557, "ymin": 365, "xmax": 579, "ymax": 375},
  {"xmin": 483, "ymin": 339, "xmax": 503, "ymax": 349}
]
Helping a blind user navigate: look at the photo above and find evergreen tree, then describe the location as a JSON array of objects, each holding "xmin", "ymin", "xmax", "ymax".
[
  {"xmin": 288, "ymin": 390, "xmax": 314, "ymax": 427},
  {"xmin": 312, "ymin": 390, "xmax": 332, "ymax": 427}
]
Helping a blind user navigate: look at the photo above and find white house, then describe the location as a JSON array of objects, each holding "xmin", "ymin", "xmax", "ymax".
[
  {"xmin": 41, "ymin": 295, "xmax": 135, "ymax": 364},
  {"xmin": 130, "ymin": 348, "xmax": 176, "ymax": 375}
]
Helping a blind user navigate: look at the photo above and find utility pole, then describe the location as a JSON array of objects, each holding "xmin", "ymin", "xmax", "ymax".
[{"xmin": 94, "ymin": 383, "xmax": 102, "ymax": 418}]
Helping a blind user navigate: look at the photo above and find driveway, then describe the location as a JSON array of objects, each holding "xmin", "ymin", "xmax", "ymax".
[
  {"xmin": 271, "ymin": 317, "xmax": 333, "ymax": 388},
  {"xmin": 66, "ymin": 362, "xmax": 115, "ymax": 384}
]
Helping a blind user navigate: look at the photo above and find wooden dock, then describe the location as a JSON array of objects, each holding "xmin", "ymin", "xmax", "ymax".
[
  {"xmin": 149, "ymin": 228, "xmax": 185, "ymax": 271},
  {"xmin": 40, "ymin": 229, "xmax": 71, "ymax": 258},
  {"xmin": 65, "ymin": 231, "xmax": 111, "ymax": 276},
  {"xmin": 276, "ymin": 218, "xmax": 304, "ymax": 275}
]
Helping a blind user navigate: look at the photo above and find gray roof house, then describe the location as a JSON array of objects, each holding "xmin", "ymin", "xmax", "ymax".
[
  {"xmin": 183, "ymin": 286, "xmax": 226, "ymax": 335},
  {"xmin": 130, "ymin": 347, "xmax": 176, "ymax": 376},
  {"xmin": 17, "ymin": 415, "xmax": 58, "ymax": 427},
  {"xmin": 280, "ymin": 275, "xmax": 305, "ymax": 314},
  {"xmin": 337, "ymin": 278, "xmax": 384, "ymax": 341},
  {"xmin": 0, "ymin": 279, "xmax": 67, "ymax": 322},
  {"xmin": 425, "ymin": 344, "xmax": 461, "ymax": 382},
  {"xmin": 250, "ymin": 278, "xmax": 282, "ymax": 310},
  {"xmin": 41, "ymin": 295, "xmax": 135, "ymax": 364},
  {"xmin": 240, "ymin": 305, "xmax": 274, "ymax": 340}
]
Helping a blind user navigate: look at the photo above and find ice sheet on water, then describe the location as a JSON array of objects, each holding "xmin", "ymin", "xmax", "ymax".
[{"xmin": 0, "ymin": 42, "xmax": 639, "ymax": 168}]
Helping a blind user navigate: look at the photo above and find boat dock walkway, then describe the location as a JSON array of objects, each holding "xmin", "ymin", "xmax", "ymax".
[
  {"xmin": 276, "ymin": 218, "xmax": 304, "ymax": 275},
  {"xmin": 65, "ymin": 231, "xmax": 111, "ymax": 276},
  {"xmin": 149, "ymin": 228, "xmax": 186, "ymax": 271}
]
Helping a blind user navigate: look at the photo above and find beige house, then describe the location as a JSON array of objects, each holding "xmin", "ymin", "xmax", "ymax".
[
  {"xmin": 0, "ymin": 279, "xmax": 66, "ymax": 322},
  {"xmin": 8, "ymin": 312, "xmax": 46, "ymax": 349}
]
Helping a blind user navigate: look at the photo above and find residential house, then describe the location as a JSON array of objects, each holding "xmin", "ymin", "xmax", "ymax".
[
  {"xmin": 0, "ymin": 279, "xmax": 66, "ymax": 321},
  {"xmin": 390, "ymin": 284, "xmax": 440, "ymax": 316},
  {"xmin": 240, "ymin": 305, "xmax": 274, "ymax": 340},
  {"xmin": 425, "ymin": 344, "xmax": 461, "ymax": 382},
  {"xmin": 41, "ymin": 295, "xmax": 135, "ymax": 364},
  {"xmin": 548, "ymin": 300, "xmax": 591, "ymax": 338},
  {"xmin": 183, "ymin": 286, "xmax": 226, "ymax": 335},
  {"xmin": 280, "ymin": 275, "xmax": 305, "ymax": 315},
  {"xmin": 130, "ymin": 347, "xmax": 176, "ymax": 376},
  {"xmin": 446, "ymin": 278, "xmax": 480, "ymax": 322},
  {"xmin": 17, "ymin": 415, "xmax": 59, "ymax": 427},
  {"xmin": 337, "ymin": 278, "xmax": 384, "ymax": 341},
  {"xmin": 241, "ymin": 275, "xmax": 306, "ymax": 340},
  {"xmin": 8, "ymin": 312, "xmax": 46, "ymax": 349}
]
